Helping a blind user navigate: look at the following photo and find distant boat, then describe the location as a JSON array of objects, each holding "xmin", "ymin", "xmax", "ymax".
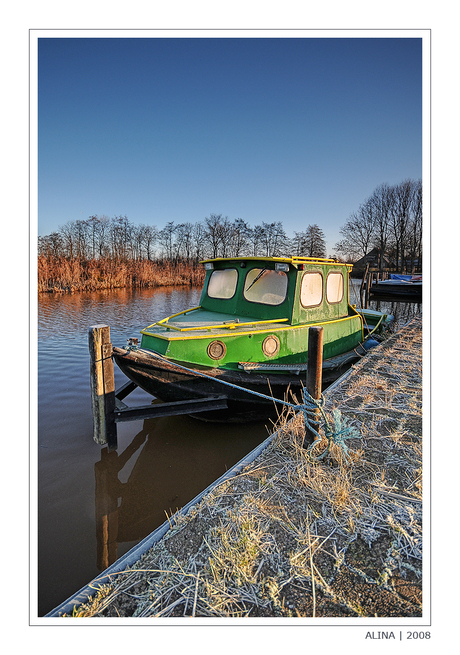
[
  {"xmin": 370, "ymin": 274, "xmax": 422, "ymax": 299},
  {"xmin": 112, "ymin": 256, "xmax": 393, "ymax": 421}
]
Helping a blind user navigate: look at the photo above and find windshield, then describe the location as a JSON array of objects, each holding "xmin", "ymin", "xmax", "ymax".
[
  {"xmin": 207, "ymin": 268, "xmax": 238, "ymax": 299},
  {"xmin": 243, "ymin": 268, "xmax": 288, "ymax": 305}
]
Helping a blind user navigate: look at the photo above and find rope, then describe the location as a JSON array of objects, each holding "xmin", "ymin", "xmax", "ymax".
[
  {"xmin": 303, "ymin": 388, "xmax": 361, "ymax": 462},
  {"xmin": 129, "ymin": 347, "xmax": 361, "ymax": 461}
]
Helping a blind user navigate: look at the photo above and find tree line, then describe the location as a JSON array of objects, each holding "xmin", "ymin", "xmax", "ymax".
[
  {"xmin": 37, "ymin": 178, "xmax": 422, "ymax": 292},
  {"xmin": 38, "ymin": 214, "xmax": 328, "ymax": 262},
  {"xmin": 334, "ymin": 179, "xmax": 422, "ymax": 271}
]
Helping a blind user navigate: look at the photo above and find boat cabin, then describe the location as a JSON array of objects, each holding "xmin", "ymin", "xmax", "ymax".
[
  {"xmin": 139, "ymin": 256, "xmax": 363, "ymax": 369},
  {"xmin": 200, "ymin": 256, "xmax": 352, "ymax": 325}
]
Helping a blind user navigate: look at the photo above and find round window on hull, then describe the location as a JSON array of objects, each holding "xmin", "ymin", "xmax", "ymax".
[
  {"xmin": 262, "ymin": 335, "xmax": 280, "ymax": 358},
  {"xmin": 207, "ymin": 340, "xmax": 227, "ymax": 360}
]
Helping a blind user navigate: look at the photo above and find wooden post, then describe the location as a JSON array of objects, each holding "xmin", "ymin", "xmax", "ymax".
[
  {"xmin": 365, "ymin": 270, "xmax": 373, "ymax": 308},
  {"xmin": 304, "ymin": 326, "xmax": 323, "ymax": 447},
  {"xmin": 360, "ymin": 263, "xmax": 369, "ymax": 307},
  {"xmin": 89, "ymin": 325, "xmax": 117, "ymax": 449}
]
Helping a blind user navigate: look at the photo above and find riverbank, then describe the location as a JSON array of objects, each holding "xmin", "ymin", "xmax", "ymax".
[
  {"xmin": 37, "ymin": 255, "xmax": 206, "ymax": 292},
  {"xmin": 58, "ymin": 315, "xmax": 423, "ymax": 619}
]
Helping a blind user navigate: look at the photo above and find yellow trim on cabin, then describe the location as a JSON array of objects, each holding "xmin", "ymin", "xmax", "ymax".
[
  {"xmin": 201, "ymin": 255, "xmax": 352, "ymax": 268},
  {"xmin": 141, "ymin": 312, "xmax": 363, "ymax": 342},
  {"xmin": 151, "ymin": 317, "xmax": 290, "ymax": 332}
]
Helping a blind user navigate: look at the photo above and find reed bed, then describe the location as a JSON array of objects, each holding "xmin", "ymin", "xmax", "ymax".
[
  {"xmin": 37, "ymin": 256, "xmax": 206, "ymax": 293},
  {"xmin": 65, "ymin": 316, "xmax": 422, "ymax": 619}
]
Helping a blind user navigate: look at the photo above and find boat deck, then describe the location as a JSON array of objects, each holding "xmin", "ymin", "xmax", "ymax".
[{"xmin": 142, "ymin": 308, "xmax": 288, "ymax": 338}]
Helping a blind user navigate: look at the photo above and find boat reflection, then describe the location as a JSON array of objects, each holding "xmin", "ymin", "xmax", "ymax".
[{"xmin": 94, "ymin": 413, "xmax": 269, "ymax": 570}]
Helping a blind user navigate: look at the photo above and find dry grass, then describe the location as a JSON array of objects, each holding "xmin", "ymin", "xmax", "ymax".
[
  {"xmin": 63, "ymin": 316, "xmax": 423, "ymax": 619},
  {"xmin": 38, "ymin": 256, "xmax": 205, "ymax": 293}
]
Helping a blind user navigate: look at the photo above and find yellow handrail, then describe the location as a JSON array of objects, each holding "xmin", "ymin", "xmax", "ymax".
[
  {"xmin": 147, "ymin": 316, "xmax": 290, "ymax": 333},
  {"xmin": 142, "ymin": 306, "xmax": 290, "ymax": 336},
  {"xmin": 154, "ymin": 306, "xmax": 202, "ymax": 325}
]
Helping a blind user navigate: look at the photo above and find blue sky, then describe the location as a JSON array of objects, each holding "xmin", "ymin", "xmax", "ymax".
[{"xmin": 38, "ymin": 36, "xmax": 422, "ymax": 254}]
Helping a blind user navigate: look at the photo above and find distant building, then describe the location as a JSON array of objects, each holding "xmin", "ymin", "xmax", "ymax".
[{"xmin": 352, "ymin": 248, "xmax": 392, "ymax": 273}]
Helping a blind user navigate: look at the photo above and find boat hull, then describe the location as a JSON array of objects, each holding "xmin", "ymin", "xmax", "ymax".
[
  {"xmin": 370, "ymin": 282, "xmax": 422, "ymax": 299},
  {"xmin": 112, "ymin": 345, "xmax": 367, "ymax": 422}
]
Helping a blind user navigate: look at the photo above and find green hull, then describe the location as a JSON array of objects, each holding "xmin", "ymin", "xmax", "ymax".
[{"xmin": 140, "ymin": 307, "xmax": 364, "ymax": 371}]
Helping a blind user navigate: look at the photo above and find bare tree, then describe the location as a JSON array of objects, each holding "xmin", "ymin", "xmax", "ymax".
[
  {"xmin": 249, "ymin": 224, "xmax": 265, "ymax": 256},
  {"xmin": 406, "ymin": 179, "xmax": 422, "ymax": 271},
  {"xmin": 158, "ymin": 221, "xmax": 177, "ymax": 260},
  {"xmin": 335, "ymin": 179, "xmax": 422, "ymax": 270},
  {"xmin": 131, "ymin": 224, "xmax": 145, "ymax": 261},
  {"xmin": 335, "ymin": 206, "xmax": 375, "ymax": 261},
  {"xmin": 229, "ymin": 218, "xmax": 251, "ymax": 257},
  {"xmin": 203, "ymin": 214, "xmax": 233, "ymax": 258},
  {"xmin": 174, "ymin": 222, "xmax": 195, "ymax": 261},
  {"xmin": 258, "ymin": 221, "xmax": 287, "ymax": 257},
  {"xmin": 294, "ymin": 224, "xmax": 327, "ymax": 258},
  {"xmin": 369, "ymin": 184, "xmax": 392, "ymax": 270},
  {"xmin": 139, "ymin": 224, "xmax": 158, "ymax": 260},
  {"xmin": 38, "ymin": 232, "xmax": 63, "ymax": 257},
  {"xmin": 189, "ymin": 222, "xmax": 204, "ymax": 262},
  {"xmin": 390, "ymin": 180, "xmax": 415, "ymax": 272}
]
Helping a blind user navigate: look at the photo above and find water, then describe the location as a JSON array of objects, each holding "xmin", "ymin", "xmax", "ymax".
[
  {"xmin": 37, "ymin": 287, "xmax": 271, "ymax": 616},
  {"xmin": 37, "ymin": 284, "xmax": 421, "ymax": 616},
  {"xmin": 349, "ymin": 278, "xmax": 422, "ymax": 330}
]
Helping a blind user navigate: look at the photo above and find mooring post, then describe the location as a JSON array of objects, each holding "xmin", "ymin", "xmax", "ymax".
[
  {"xmin": 304, "ymin": 326, "xmax": 323, "ymax": 447},
  {"xmin": 365, "ymin": 271, "xmax": 373, "ymax": 308},
  {"xmin": 89, "ymin": 324, "xmax": 117, "ymax": 449},
  {"xmin": 360, "ymin": 263, "xmax": 369, "ymax": 307}
]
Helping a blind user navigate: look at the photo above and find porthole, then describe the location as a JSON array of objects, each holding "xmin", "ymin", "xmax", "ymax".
[
  {"xmin": 207, "ymin": 340, "xmax": 226, "ymax": 360},
  {"xmin": 262, "ymin": 335, "xmax": 280, "ymax": 358}
]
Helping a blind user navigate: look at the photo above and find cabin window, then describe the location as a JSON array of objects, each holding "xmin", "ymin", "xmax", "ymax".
[
  {"xmin": 243, "ymin": 268, "xmax": 288, "ymax": 305},
  {"xmin": 326, "ymin": 272, "xmax": 344, "ymax": 304},
  {"xmin": 300, "ymin": 272, "xmax": 323, "ymax": 307},
  {"xmin": 207, "ymin": 268, "xmax": 238, "ymax": 299}
]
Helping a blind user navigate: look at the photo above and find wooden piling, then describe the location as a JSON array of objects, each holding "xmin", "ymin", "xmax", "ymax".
[
  {"xmin": 360, "ymin": 263, "xmax": 369, "ymax": 307},
  {"xmin": 89, "ymin": 324, "xmax": 117, "ymax": 449},
  {"xmin": 365, "ymin": 270, "xmax": 373, "ymax": 308},
  {"xmin": 304, "ymin": 326, "xmax": 323, "ymax": 447}
]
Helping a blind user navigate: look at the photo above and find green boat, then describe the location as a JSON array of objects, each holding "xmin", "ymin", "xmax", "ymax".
[{"xmin": 112, "ymin": 256, "xmax": 392, "ymax": 421}]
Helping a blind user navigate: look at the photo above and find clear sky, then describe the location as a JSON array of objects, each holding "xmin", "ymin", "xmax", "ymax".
[{"xmin": 37, "ymin": 36, "xmax": 422, "ymax": 255}]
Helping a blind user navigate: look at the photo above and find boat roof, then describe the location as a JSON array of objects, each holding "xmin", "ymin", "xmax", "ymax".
[{"xmin": 201, "ymin": 256, "xmax": 351, "ymax": 268}]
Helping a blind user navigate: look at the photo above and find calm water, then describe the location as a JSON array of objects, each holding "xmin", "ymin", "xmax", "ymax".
[
  {"xmin": 37, "ymin": 284, "xmax": 421, "ymax": 616},
  {"xmin": 37, "ymin": 287, "xmax": 272, "ymax": 616},
  {"xmin": 349, "ymin": 278, "xmax": 423, "ymax": 329}
]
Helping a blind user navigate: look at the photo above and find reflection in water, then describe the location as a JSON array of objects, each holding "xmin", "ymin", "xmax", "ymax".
[
  {"xmin": 349, "ymin": 278, "xmax": 422, "ymax": 330},
  {"xmin": 95, "ymin": 432, "xmax": 148, "ymax": 571},
  {"xmin": 94, "ymin": 412, "xmax": 271, "ymax": 570},
  {"xmin": 371, "ymin": 299, "xmax": 422, "ymax": 328}
]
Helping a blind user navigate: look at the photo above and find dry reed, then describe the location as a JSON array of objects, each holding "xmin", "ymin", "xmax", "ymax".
[{"xmin": 38, "ymin": 255, "xmax": 206, "ymax": 293}]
